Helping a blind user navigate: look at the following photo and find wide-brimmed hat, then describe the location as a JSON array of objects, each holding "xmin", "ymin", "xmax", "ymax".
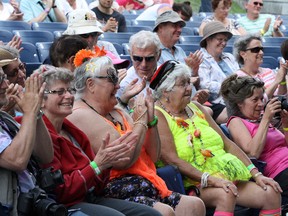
[
  {"xmin": 200, "ymin": 21, "xmax": 233, "ymax": 48},
  {"xmin": 0, "ymin": 47, "xmax": 17, "ymax": 67},
  {"xmin": 63, "ymin": 9, "xmax": 103, "ymax": 35},
  {"xmin": 153, "ymin": 10, "xmax": 186, "ymax": 32}
]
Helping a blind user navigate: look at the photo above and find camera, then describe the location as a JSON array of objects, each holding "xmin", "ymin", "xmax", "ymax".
[
  {"xmin": 38, "ymin": 167, "xmax": 64, "ymax": 191},
  {"xmin": 265, "ymin": 95, "xmax": 288, "ymax": 118},
  {"xmin": 17, "ymin": 187, "xmax": 67, "ymax": 216}
]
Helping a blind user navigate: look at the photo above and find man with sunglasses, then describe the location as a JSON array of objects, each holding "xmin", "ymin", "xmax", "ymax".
[{"xmin": 238, "ymin": 0, "xmax": 283, "ymax": 37}]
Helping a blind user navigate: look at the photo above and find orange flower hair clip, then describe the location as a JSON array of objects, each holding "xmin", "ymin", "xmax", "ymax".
[
  {"xmin": 74, "ymin": 49, "xmax": 94, "ymax": 67},
  {"xmin": 73, "ymin": 46, "xmax": 107, "ymax": 67}
]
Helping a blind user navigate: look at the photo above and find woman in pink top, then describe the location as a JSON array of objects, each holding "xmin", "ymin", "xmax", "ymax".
[
  {"xmin": 221, "ymin": 74, "xmax": 288, "ymax": 205},
  {"xmin": 233, "ymin": 34, "xmax": 287, "ymax": 99}
]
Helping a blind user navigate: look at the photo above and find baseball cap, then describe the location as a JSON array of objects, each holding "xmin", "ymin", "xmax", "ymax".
[
  {"xmin": 106, "ymin": 51, "xmax": 130, "ymax": 69},
  {"xmin": 153, "ymin": 10, "xmax": 186, "ymax": 32},
  {"xmin": 63, "ymin": 9, "xmax": 103, "ymax": 35}
]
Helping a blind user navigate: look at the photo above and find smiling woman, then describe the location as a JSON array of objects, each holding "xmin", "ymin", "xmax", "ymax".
[{"xmin": 233, "ymin": 34, "xmax": 287, "ymax": 100}]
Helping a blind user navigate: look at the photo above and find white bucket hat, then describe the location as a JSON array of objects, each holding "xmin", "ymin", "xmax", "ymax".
[{"xmin": 63, "ymin": 9, "xmax": 103, "ymax": 35}]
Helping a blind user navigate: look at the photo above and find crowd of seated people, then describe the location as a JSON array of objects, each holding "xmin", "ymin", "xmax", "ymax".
[{"xmin": 1, "ymin": 0, "xmax": 288, "ymax": 215}]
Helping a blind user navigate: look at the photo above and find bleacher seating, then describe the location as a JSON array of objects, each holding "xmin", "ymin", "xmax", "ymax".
[
  {"xmin": 179, "ymin": 36, "xmax": 202, "ymax": 44},
  {"xmin": 126, "ymin": 26, "xmax": 152, "ymax": 33},
  {"xmin": 131, "ymin": 20, "xmax": 155, "ymax": 27},
  {"xmin": 177, "ymin": 44, "xmax": 200, "ymax": 55},
  {"xmin": 36, "ymin": 42, "xmax": 53, "ymax": 63},
  {"xmin": 261, "ymin": 37, "xmax": 287, "ymax": 47},
  {"xmin": 53, "ymin": 31, "xmax": 64, "ymax": 39},
  {"xmin": 0, "ymin": 21, "xmax": 31, "ymax": 32},
  {"xmin": 263, "ymin": 46, "xmax": 282, "ymax": 59},
  {"xmin": 31, "ymin": 22, "xmax": 68, "ymax": 34},
  {"xmin": 0, "ymin": 30, "xmax": 13, "ymax": 42},
  {"xmin": 122, "ymin": 43, "xmax": 130, "ymax": 55},
  {"xmin": 100, "ymin": 32, "xmax": 133, "ymax": 45},
  {"xmin": 185, "ymin": 21, "xmax": 202, "ymax": 28},
  {"xmin": 261, "ymin": 56, "xmax": 279, "ymax": 69},
  {"xmin": 26, "ymin": 63, "xmax": 42, "ymax": 77},
  {"xmin": 19, "ymin": 42, "xmax": 40, "ymax": 63},
  {"xmin": 181, "ymin": 27, "xmax": 195, "ymax": 36},
  {"xmin": 112, "ymin": 42, "xmax": 124, "ymax": 55},
  {"xmin": 13, "ymin": 30, "xmax": 54, "ymax": 45}
]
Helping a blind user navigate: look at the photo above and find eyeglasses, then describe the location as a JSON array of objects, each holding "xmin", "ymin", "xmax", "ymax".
[
  {"xmin": 0, "ymin": 73, "xmax": 7, "ymax": 85},
  {"xmin": 253, "ymin": 1, "xmax": 263, "ymax": 6},
  {"xmin": 214, "ymin": 37, "xmax": 229, "ymax": 44},
  {"xmin": 234, "ymin": 77, "xmax": 264, "ymax": 94},
  {"xmin": 94, "ymin": 67, "xmax": 119, "ymax": 85},
  {"xmin": 6, "ymin": 62, "xmax": 26, "ymax": 78},
  {"xmin": 173, "ymin": 79, "xmax": 192, "ymax": 89},
  {"xmin": 79, "ymin": 32, "xmax": 99, "ymax": 39},
  {"xmin": 132, "ymin": 55, "xmax": 156, "ymax": 63},
  {"xmin": 44, "ymin": 88, "xmax": 76, "ymax": 96},
  {"xmin": 245, "ymin": 46, "xmax": 264, "ymax": 53}
]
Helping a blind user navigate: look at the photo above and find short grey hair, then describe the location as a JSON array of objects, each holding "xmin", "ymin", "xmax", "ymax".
[
  {"xmin": 153, "ymin": 63, "xmax": 192, "ymax": 100},
  {"xmin": 128, "ymin": 30, "xmax": 161, "ymax": 57},
  {"xmin": 233, "ymin": 34, "xmax": 261, "ymax": 65},
  {"xmin": 74, "ymin": 56, "xmax": 113, "ymax": 99}
]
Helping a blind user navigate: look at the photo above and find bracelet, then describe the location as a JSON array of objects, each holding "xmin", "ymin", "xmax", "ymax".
[
  {"xmin": 52, "ymin": 5, "xmax": 57, "ymax": 8},
  {"xmin": 283, "ymin": 127, "xmax": 288, "ymax": 132},
  {"xmin": 133, "ymin": 121, "xmax": 148, "ymax": 130},
  {"xmin": 247, "ymin": 163, "xmax": 256, "ymax": 172},
  {"xmin": 117, "ymin": 97, "xmax": 128, "ymax": 107},
  {"xmin": 200, "ymin": 172, "xmax": 210, "ymax": 188},
  {"xmin": 253, "ymin": 172, "xmax": 263, "ymax": 178},
  {"xmin": 129, "ymin": 109, "xmax": 134, "ymax": 114},
  {"xmin": 280, "ymin": 81, "xmax": 287, "ymax": 85},
  {"xmin": 260, "ymin": 29, "xmax": 265, "ymax": 36},
  {"xmin": 44, "ymin": 8, "xmax": 50, "ymax": 14},
  {"xmin": 90, "ymin": 161, "xmax": 101, "ymax": 175},
  {"xmin": 147, "ymin": 115, "xmax": 158, "ymax": 128}
]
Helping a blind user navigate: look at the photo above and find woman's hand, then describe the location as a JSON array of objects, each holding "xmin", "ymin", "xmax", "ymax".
[
  {"xmin": 94, "ymin": 132, "xmax": 136, "ymax": 170},
  {"xmin": 262, "ymin": 97, "xmax": 281, "ymax": 122},
  {"xmin": 254, "ymin": 174, "xmax": 282, "ymax": 193},
  {"xmin": 185, "ymin": 50, "xmax": 203, "ymax": 76},
  {"xmin": 207, "ymin": 175, "xmax": 239, "ymax": 197},
  {"xmin": 145, "ymin": 88, "xmax": 154, "ymax": 122},
  {"xmin": 1, "ymin": 83, "xmax": 22, "ymax": 112},
  {"xmin": 132, "ymin": 93, "xmax": 148, "ymax": 123},
  {"xmin": 11, "ymin": 74, "xmax": 45, "ymax": 115}
]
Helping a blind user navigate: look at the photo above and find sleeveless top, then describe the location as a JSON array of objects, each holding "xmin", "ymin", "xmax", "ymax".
[
  {"xmin": 105, "ymin": 110, "xmax": 172, "ymax": 198},
  {"xmin": 156, "ymin": 102, "xmax": 251, "ymax": 189},
  {"xmin": 227, "ymin": 116, "xmax": 288, "ymax": 178}
]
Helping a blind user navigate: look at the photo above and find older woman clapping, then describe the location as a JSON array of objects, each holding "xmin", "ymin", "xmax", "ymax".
[
  {"xmin": 151, "ymin": 60, "xmax": 282, "ymax": 215},
  {"xmin": 67, "ymin": 53, "xmax": 205, "ymax": 216},
  {"xmin": 233, "ymin": 34, "xmax": 287, "ymax": 99},
  {"xmin": 198, "ymin": 21, "xmax": 239, "ymax": 124},
  {"xmin": 37, "ymin": 67, "xmax": 163, "ymax": 216}
]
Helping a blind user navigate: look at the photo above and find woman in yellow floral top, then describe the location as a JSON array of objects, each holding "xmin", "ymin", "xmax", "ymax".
[{"xmin": 150, "ymin": 60, "xmax": 282, "ymax": 216}]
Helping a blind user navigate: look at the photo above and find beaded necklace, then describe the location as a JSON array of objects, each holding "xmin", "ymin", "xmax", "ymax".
[
  {"xmin": 158, "ymin": 101, "xmax": 214, "ymax": 166},
  {"xmin": 81, "ymin": 98, "xmax": 123, "ymax": 132}
]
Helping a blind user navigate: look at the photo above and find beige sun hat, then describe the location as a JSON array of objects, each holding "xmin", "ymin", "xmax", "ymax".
[
  {"xmin": 63, "ymin": 9, "xmax": 103, "ymax": 35},
  {"xmin": 153, "ymin": 10, "xmax": 186, "ymax": 32},
  {"xmin": 200, "ymin": 21, "xmax": 233, "ymax": 48},
  {"xmin": 0, "ymin": 47, "xmax": 17, "ymax": 67}
]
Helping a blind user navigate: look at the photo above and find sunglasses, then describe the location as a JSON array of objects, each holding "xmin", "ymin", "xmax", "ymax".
[
  {"xmin": 6, "ymin": 62, "xmax": 26, "ymax": 78},
  {"xmin": 94, "ymin": 67, "xmax": 119, "ymax": 85},
  {"xmin": 234, "ymin": 77, "xmax": 264, "ymax": 94},
  {"xmin": 44, "ymin": 88, "xmax": 76, "ymax": 96},
  {"xmin": 253, "ymin": 1, "xmax": 263, "ymax": 6},
  {"xmin": 132, "ymin": 55, "xmax": 156, "ymax": 63},
  {"xmin": 245, "ymin": 46, "xmax": 264, "ymax": 53},
  {"xmin": 79, "ymin": 32, "xmax": 99, "ymax": 39}
]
